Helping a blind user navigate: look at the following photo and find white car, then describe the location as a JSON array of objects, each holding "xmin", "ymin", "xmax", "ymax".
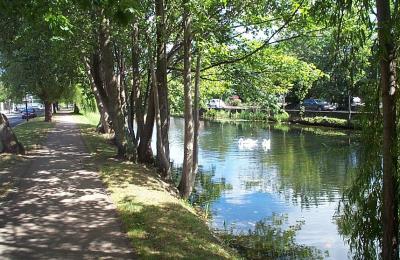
[{"xmin": 208, "ymin": 99, "xmax": 226, "ymax": 109}]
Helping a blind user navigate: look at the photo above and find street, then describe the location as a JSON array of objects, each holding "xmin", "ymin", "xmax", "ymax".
[{"xmin": 2, "ymin": 110, "xmax": 44, "ymax": 128}]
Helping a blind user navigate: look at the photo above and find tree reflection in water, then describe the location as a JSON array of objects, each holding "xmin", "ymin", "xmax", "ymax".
[{"xmin": 220, "ymin": 213, "xmax": 328, "ymax": 259}]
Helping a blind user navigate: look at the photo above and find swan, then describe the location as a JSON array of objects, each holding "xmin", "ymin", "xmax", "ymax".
[
  {"xmin": 238, "ymin": 138, "xmax": 258, "ymax": 149},
  {"xmin": 262, "ymin": 138, "xmax": 271, "ymax": 151}
]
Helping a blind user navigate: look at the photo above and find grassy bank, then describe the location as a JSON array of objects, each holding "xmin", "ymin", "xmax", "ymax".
[
  {"xmin": 0, "ymin": 116, "xmax": 55, "ymax": 196},
  {"xmin": 0, "ymin": 116, "xmax": 55, "ymax": 166},
  {"xmin": 74, "ymin": 114, "xmax": 239, "ymax": 259},
  {"xmin": 290, "ymin": 116, "xmax": 360, "ymax": 129},
  {"xmin": 203, "ymin": 109, "xmax": 289, "ymax": 122},
  {"xmin": 202, "ymin": 109, "xmax": 360, "ymax": 130}
]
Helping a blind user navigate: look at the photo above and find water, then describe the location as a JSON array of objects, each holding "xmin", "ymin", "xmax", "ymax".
[{"xmin": 166, "ymin": 118, "xmax": 358, "ymax": 259}]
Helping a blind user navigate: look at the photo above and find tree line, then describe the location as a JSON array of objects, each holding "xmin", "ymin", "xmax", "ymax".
[{"xmin": 0, "ymin": 0, "xmax": 399, "ymax": 258}]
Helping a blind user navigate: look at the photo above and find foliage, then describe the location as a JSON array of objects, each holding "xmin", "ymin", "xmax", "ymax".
[
  {"xmin": 223, "ymin": 44, "xmax": 325, "ymax": 107},
  {"xmin": 300, "ymin": 116, "xmax": 349, "ymax": 127},
  {"xmin": 203, "ymin": 109, "xmax": 291, "ymax": 123},
  {"xmin": 229, "ymin": 99, "xmax": 242, "ymax": 107},
  {"xmin": 272, "ymin": 111, "xmax": 289, "ymax": 122},
  {"xmin": 336, "ymin": 76, "xmax": 384, "ymax": 259},
  {"xmin": 0, "ymin": 0, "xmax": 81, "ymax": 106},
  {"xmin": 203, "ymin": 109, "xmax": 268, "ymax": 121},
  {"xmin": 220, "ymin": 214, "xmax": 327, "ymax": 260},
  {"xmin": 0, "ymin": 83, "xmax": 10, "ymax": 102}
]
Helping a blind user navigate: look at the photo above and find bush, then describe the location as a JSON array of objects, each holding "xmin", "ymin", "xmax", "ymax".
[
  {"xmin": 203, "ymin": 109, "xmax": 217, "ymax": 119},
  {"xmin": 272, "ymin": 111, "xmax": 289, "ymax": 122},
  {"xmin": 203, "ymin": 109, "xmax": 267, "ymax": 121},
  {"xmin": 229, "ymin": 99, "xmax": 242, "ymax": 107}
]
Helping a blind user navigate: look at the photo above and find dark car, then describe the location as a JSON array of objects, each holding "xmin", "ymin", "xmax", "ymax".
[
  {"xmin": 302, "ymin": 99, "xmax": 336, "ymax": 111},
  {"xmin": 21, "ymin": 108, "xmax": 37, "ymax": 119}
]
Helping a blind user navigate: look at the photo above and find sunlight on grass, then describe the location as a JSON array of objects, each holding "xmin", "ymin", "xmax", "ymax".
[
  {"xmin": 74, "ymin": 114, "xmax": 239, "ymax": 260},
  {"xmin": 0, "ymin": 117, "xmax": 54, "ymax": 166},
  {"xmin": 13, "ymin": 116, "xmax": 55, "ymax": 150},
  {"xmin": 0, "ymin": 116, "xmax": 55, "ymax": 197}
]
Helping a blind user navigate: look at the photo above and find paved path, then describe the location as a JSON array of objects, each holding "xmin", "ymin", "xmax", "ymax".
[{"xmin": 0, "ymin": 114, "xmax": 135, "ymax": 259}]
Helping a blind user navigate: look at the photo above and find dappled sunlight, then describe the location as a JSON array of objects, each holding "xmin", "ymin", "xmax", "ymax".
[
  {"xmin": 0, "ymin": 113, "xmax": 134, "ymax": 259},
  {"xmin": 74, "ymin": 114, "xmax": 236, "ymax": 259}
]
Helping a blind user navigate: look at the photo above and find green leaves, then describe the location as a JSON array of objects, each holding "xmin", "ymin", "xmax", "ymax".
[{"xmin": 44, "ymin": 12, "xmax": 72, "ymax": 33}]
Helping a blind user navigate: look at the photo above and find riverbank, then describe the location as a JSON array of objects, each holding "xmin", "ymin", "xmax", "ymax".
[
  {"xmin": 201, "ymin": 109, "xmax": 360, "ymax": 130},
  {"xmin": 74, "ymin": 114, "xmax": 239, "ymax": 259},
  {"xmin": 203, "ymin": 111, "xmax": 361, "ymax": 130}
]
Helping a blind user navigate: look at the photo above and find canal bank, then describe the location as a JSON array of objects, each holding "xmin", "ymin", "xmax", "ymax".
[
  {"xmin": 75, "ymin": 114, "xmax": 239, "ymax": 259},
  {"xmin": 167, "ymin": 117, "xmax": 358, "ymax": 259},
  {"xmin": 77, "ymin": 113, "xmax": 358, "ymax": 259},
  {"xmin": 201, "ymin": 108, "xmax": 361, "ymax": 130}
]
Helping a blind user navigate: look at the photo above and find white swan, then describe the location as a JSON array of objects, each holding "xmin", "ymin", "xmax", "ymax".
[
  {"xmin": 238, "ymin": 138, "xmax": 258, "ymax": 149},
  {"xmin": 262, "ymin": 138, "xmax": 271, "ymax": 151}
]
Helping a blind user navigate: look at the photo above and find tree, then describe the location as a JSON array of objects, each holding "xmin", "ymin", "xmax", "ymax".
[
  {"xmin": 0, "ymin": 114, "xmax": 25, "ymax": 154},
  {"xmin": 179, "ymin": 0, "xmax": 194, "ymax": 199},
  {"xmin": 376, "ymin": 0, "xmax": 398, "ymax": 258}
]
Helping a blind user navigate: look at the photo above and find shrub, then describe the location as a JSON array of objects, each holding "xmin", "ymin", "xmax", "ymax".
[
  {"xmin": 272, "ymin": 111, "xmax": 289, "ymax": 122},
  {"xmin": 229, "ymin": 99, "xmax": 242, "ymax": 107}
]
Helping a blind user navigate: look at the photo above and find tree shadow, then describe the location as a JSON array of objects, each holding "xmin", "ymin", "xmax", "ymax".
[{"xmin": 0, "ymin": 115, "xmax": 135, "ymax": 259}]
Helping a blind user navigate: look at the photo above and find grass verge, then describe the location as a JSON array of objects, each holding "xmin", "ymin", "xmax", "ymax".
[
  {"xmin": 0, "ymin": 116, "xmax": 55, "ymax": 196},
  {"xmin": 0, "ymin": 116, "xmax": 55, "ymax": 167},
  {"xmin": 73, "ymin": 114, "xmax": 239, "ymax": 260}
]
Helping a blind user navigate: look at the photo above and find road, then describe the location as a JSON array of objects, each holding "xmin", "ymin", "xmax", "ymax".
[{"xmin": 2, "ymin": 110, "xmax": 44, "ymax": 128}]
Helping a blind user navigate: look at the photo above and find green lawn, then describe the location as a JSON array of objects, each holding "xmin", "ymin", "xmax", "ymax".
[
  {"xmin": 74, "ymin": 114, "xmax": 239, "ymax": 260},
  {"xmin": 0, "ymin": 116, "xmax": 55, "ymax": 165},
  {"xmin": 0, "ymin": 116, "xmax": 55, "ymax": 196}
]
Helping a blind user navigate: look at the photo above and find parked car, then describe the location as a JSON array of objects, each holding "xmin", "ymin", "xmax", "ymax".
[
  {"xmin": 21, "ymin": 108, "xmax": 37, "ymax": 119},
  {"xmin": 208, "ymin": 99, "xmax": 226, "ymax": 109},
  {"xmin": 302, "ymin": 99, "xmax": 336, "ymax": 111}
]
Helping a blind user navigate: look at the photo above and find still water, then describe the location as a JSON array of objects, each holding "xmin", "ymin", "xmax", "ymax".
[{"xmin": 166, "ymin": 118, "xmax": 358, "ymax": 259}]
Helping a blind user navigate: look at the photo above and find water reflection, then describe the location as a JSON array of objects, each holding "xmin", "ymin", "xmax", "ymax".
[
  {"xmin": 168, "ymin": 118, "xmax": 358, "ymax": 259},
  {"xmin": 221, "ymin": 213, "xmax": 329, "ymax": 259}
]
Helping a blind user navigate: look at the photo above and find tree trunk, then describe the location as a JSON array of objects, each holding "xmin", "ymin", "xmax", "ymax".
[
  {"xmin": 150, "ymin": 53, "xmax": 170, "ymax": 177},
  {"xmin": 0, "ymin": 114, "xmax": 25, "ymax": 154},
  {"xmin": 155, "ymin": 0, "xmax": 170, "ymax": 173},
  {"xmin": 73, "ymin": 104, "xmax": 80, "ymax": 114},
  {"xmin": 376, "ymin": 0, "xmax": 399, "ymax": 259},
  {"xmin": 179, "ymin": 0, "xmax": 193, "ymax": 199},
  {"xmin": 83, "ymin": 56, "xmax": 111, "ymax": 134},
  {"xmin": 99, "ymin": 14, "xmax": 127, "ymax": 158},
  {"xmin": 137, "ymin": 69, "xmax": 153, "ymax": 163},
  {"xmin": 137, "ymin": 91, "xmax": 155, "ymax": 163},
  {"xmin": 44, "ymin": 101, "xmax": 52, "ymax": 122},
  {"xmin": 128, "ymin": 19, "xmax": 140, "ymax": 161},
  {"xmin": 193, "ymin": 51, "xmax": 201, "ymax": 178},
  {"xmin": 53, "ymin": 103, "xmax": 58, "ymax": 114}
]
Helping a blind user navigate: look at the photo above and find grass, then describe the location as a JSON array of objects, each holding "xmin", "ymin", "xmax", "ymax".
[
  {"xmin": 0, "ymin": 116, "xmax": 55, "ymax": 167},
  {"xmin": 0, "ymin": 116, "xmax": 55, "ymax": 196},
  {"xmin": 73, "ymin": 114, "xmax": 239, "ymax": 260},
  {"xmin": 13, "ymin": 117, "xmax": 56, "ymax": 150},
  {"xmin": 291, "ymin": 116, "xmax": 360, "ymax": 129}
]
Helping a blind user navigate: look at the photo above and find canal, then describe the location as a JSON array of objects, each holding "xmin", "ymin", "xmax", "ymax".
[{"xmin": 166, "ymin": 118, "xmax": 358, "ymax": 259}]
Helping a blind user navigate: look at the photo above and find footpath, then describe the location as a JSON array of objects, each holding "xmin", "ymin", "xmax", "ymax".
[{"xmin": 0, "ymin": 113, "xmax": 135, "ymax": 259}]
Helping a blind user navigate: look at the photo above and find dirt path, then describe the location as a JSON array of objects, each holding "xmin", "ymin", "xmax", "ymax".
[{"xmin": 0, "ymin": 114, "xmax": 135, "ymax": 259}]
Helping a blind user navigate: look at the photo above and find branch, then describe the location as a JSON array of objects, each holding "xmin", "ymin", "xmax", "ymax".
[{"xmin": 202, "ymin": 1, "xmax": 305, "ymax": 71}]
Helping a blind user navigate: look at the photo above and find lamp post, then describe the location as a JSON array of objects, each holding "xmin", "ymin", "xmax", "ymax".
[{"xmin": 23, "ymin": 92, "xmax": 29, "ymax": 122}]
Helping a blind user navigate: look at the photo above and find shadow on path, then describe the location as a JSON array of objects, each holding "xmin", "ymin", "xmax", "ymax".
[{"xmin": 0, "ymin": 113, "xmax": 135, "ymax": 259}]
